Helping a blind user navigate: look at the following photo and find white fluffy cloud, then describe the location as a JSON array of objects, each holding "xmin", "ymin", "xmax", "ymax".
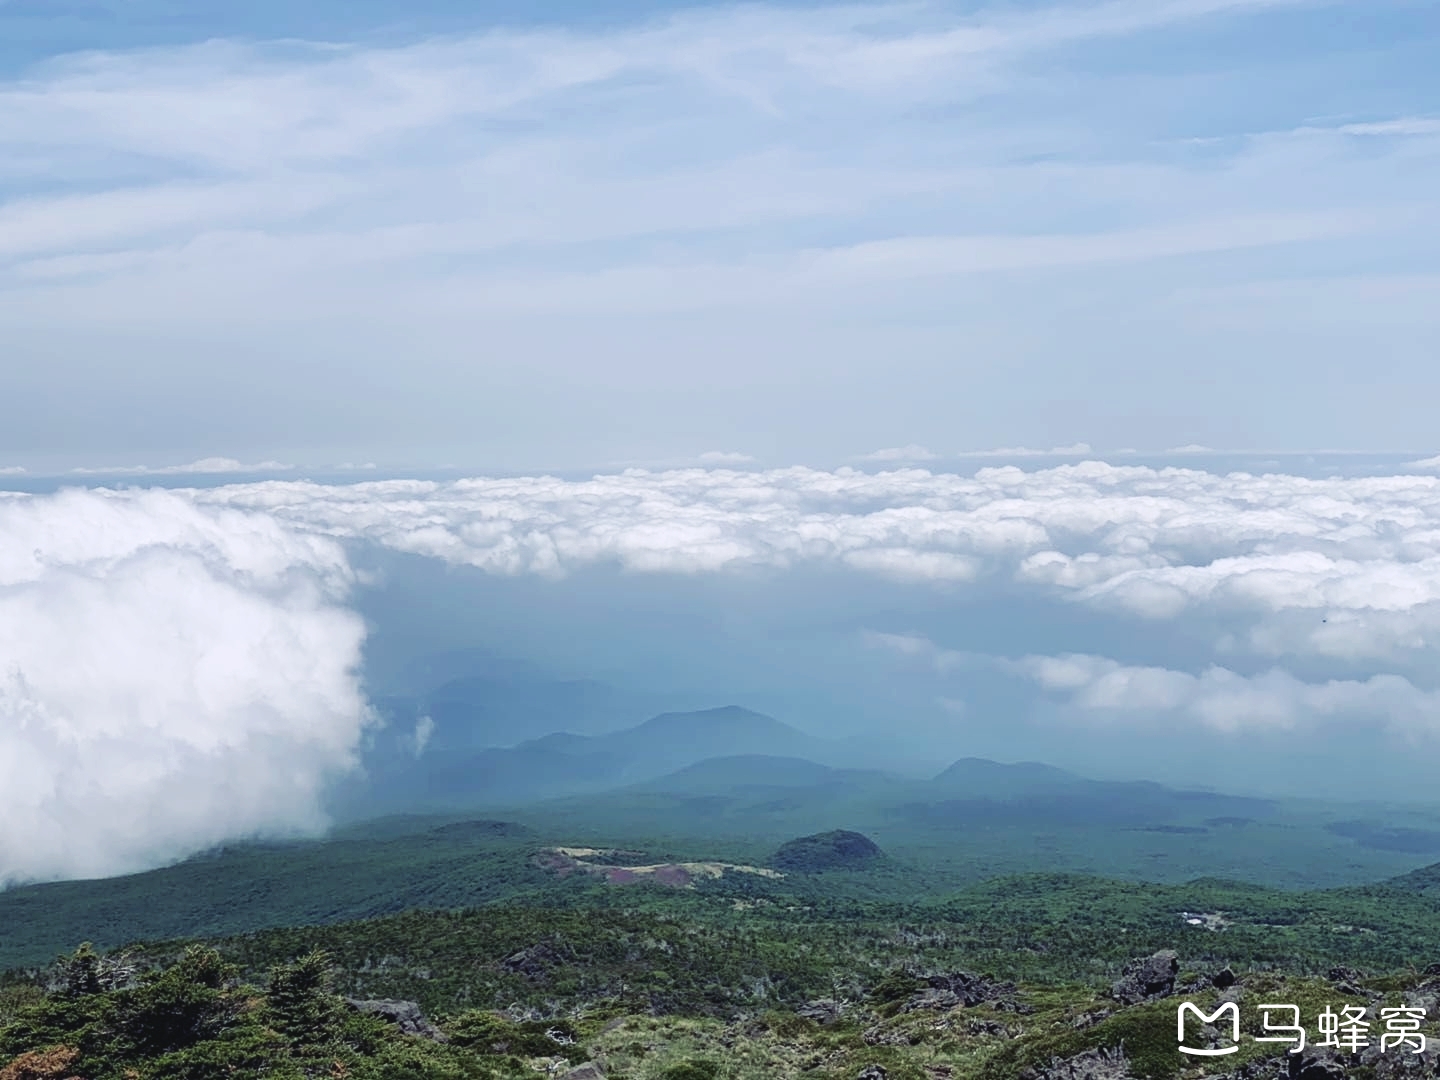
[
  {"xmin": 195, "ymin": 463, "xmax": 1440, "ymax": 654},
  {"xmin": 10, "ymin": 459, "xmax": 1440, "ymax": 884},
  {"xmin": 189, "ymin": 461, "xmax": 1440, "ymax": 735},
  {"xmin": 1016, "ymin": 653, "xmax": 1440, "ymax": 737},
  {"xmin": 0, "ymin": 488, "xmax": 370, "ymax": 885}
]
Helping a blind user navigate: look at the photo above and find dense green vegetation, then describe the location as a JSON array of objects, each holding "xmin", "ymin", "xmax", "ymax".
[
  {"xmin": 10, "ymin": 790, "xmax": 1440, "ymax": 975},
  {"xmin": 769, "ymin": 832, "xmax": 883, "ymax": 872},
  {"xmin": 11, "ymin": 778, "xmax": 1440, "ymax": 1079},
  {"xmin": 6, "ymin": 880, "xmax": 1440, "ymax": 1079},
  {"xmin": 8, "ymin": 829, "xmax": 1440, "ymax": 1078}
]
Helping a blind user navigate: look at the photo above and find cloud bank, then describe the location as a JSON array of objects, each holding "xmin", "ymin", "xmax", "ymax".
[
  {"xmin": 198, "ymin": 461, "xmax": 1440, "ymax": 736},
  {"xmin": 195, "ymin": 463, "xmax": 1440, "ymax": 648},
  {"xmin": 0, "ymin": 488, "xmax": 370, "ymax": 885},
  {"xmin": 9, "ymin": 459, "xmax": 1440, "ymax": 883}
]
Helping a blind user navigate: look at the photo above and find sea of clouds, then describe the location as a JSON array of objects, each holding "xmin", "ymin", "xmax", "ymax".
[{"xmin": 5, "ymin": 460, "xmax": 1440, "ymax": 883}]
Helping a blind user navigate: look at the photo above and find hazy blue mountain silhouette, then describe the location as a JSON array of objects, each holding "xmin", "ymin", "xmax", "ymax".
[
  {"xmin": 907, "ymin": 757, "xmax": 1276, "ymax": 828},
  {"xmin": 633, "ymin": 754, "xmax": 889, "ymax": 794},
  {"xmin": 342, "ymin": 705, "xmax": 833, "ymax": 813}
]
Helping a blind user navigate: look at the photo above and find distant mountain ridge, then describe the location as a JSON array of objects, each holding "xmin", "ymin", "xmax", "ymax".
[
  {"xmin": 930, "ymin": 757, "xmax": 1084, "ymax": 795},
  {"xmin": 905, "ymin": 757, "xmax": 1276, "ymax": 828},
  {"xmin": 635, "ymin": 754, "xmax": 889, "ymax": 794},
  {"xmin": 342, "ymin": 705, "xmax": 836, "ymax": 814}
]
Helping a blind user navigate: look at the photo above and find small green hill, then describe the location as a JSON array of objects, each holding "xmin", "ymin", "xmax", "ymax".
[
  {"xmin": 1381, "ymin": 859, "xmax": 1440, "ymax": 893},
  {"xmin": 770, "ymin": 829, "xmax": 882, "ymax": 871}
]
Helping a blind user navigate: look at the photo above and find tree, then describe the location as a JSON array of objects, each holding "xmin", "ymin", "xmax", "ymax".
[
  {"xmin": 264, "ymin": 952, "xmax": 342, "ymax": 1048},
  {"xmin": 111, "ymin": 946, "xmax": 244, "ymax": 1057}
]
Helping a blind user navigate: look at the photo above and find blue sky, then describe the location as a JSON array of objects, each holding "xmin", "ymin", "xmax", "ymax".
[{"xmin": 1, "ymin": 0, "xmax": 1437, "ymax": 471}]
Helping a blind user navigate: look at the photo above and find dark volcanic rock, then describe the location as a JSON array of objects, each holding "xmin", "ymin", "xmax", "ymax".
[
  {"xmin": 1325, "ymin": 966, "xmax": 1366, "ymax": 997},
  {"xmin": 1284, "ymin": 1048, "xmax": 1347, "ymax": 1080},
  {"xmin": 856, "ymin": 1066, "xmax": 888, "ymax": 1080},
  {"xmin": 899, "ymin": 971, "xmax": 1027, "ymax": 1013},
  {"xmin": 501, "ymin": 941, "xmax": 572, "ymax": 979},
  {"xmin": 1020, "ymin": 1045, "xmax": 1133, "ymax": 1080},
  {"xmin": 344, "ymin": 999, "xmax": 448, "ymax": 1042},
  {"xmin": 771, "ymin": 830, "xmax": 883, "ymax": 872},
  {"xmin": 1209, "ymin": 1059, "xmax": 1298, "ymax": 1080},
  {"xmin": 1211, "ymin": 965, "xmax": 1238, "ymax": 989},
  {"xmin": 1110, "ymin": 950, "xmax": 1179, "ymax": 1005},
  {"xmin": 795, "ymin": 999, "xmax": 846, "ymax": 1024},
  {"xmin": 1206, "ymin": 1030, "xmax": 1440, "ymax": 1078}
]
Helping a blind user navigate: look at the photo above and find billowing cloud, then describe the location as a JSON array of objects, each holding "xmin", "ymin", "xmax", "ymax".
[
  {"xmin": 12, "ymin": 458, "xmax": 1440, "ymax": 884},
  {"xmin": 188, "ymin": 462, "xmax": 1440, "ymax": 725},
  {"xmin": 0, "ymin": 488, "xmax": 370, "ymax": 885},
  {"xmin": 191, "ymin": 464, "xmax": 1440, "ymax": 658}
]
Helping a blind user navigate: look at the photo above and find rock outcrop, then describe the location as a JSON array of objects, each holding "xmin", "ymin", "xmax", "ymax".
[
  {"xmin": 1109, "ymin": 950, "xmax": 1178, "ymax": 1005},
  {"xmin": 795, "ymin": 999, "xmax": 847, "ymax": 1024},
  {"xmin": 1020, "ymin": 1045, "xmax": 1133, "ymax": 1079},
  {"xmin": 500, "ymin": 941, "xmax": 572, "ymax": 979},
  {"xmin": 344, "ymin": 999, "xmax": 448, "ymax": 1042},
  {"xmin": 559, "ymin": 1064, "xmax": 605, "ymax": 1080},
  {"xmin": 899, "ymin": 971, "xmax": 1027, "ymax": 1013}
]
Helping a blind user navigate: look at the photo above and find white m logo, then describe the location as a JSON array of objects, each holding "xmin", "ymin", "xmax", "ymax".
[{"xmin": 1178, "ymin": 1001, "xmax": 1240, "ymax": 1056}]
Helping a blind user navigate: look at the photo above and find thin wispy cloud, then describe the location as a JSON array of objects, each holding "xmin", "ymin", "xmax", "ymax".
[
  {"xmin": 859, "ymin": 445, "xmax": 938, "ymax": 462},
  {"xmin": 955, "ymin": 444, "xmax": 1094, "ymax": 458},
  {"xmin": 697, "ymin": 450, "xmax": 757, "ymax": 464},
  {"xmin": 70, "ymin": 457, "xmax": 296, "ymax": 476},
  {"xmin": 0, "ymin": 0, "xmax": 1433, "ymax": 462}
]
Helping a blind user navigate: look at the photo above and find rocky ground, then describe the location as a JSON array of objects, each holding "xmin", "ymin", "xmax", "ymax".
[{"xmin": 321, "ymin": 949, "xmax": 1440, "ymax": 1079}]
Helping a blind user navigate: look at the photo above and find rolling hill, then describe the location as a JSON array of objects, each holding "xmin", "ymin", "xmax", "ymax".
[{"xmin": 9, "ymin": 752, "xmax": 1440, "ymax": 971}]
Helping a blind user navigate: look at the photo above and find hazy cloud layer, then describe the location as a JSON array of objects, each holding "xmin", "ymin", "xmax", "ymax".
[
  {"xmin": 69, "ymin": 457, "xmax": 297, "ymax": 476},
  {"xmin": 196, "ymin": 462, "xmax": 1440, "ymax": 737},
  {"xmin": 0, "ymin": 488, "xmax": 370, "ymax": 885}
]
